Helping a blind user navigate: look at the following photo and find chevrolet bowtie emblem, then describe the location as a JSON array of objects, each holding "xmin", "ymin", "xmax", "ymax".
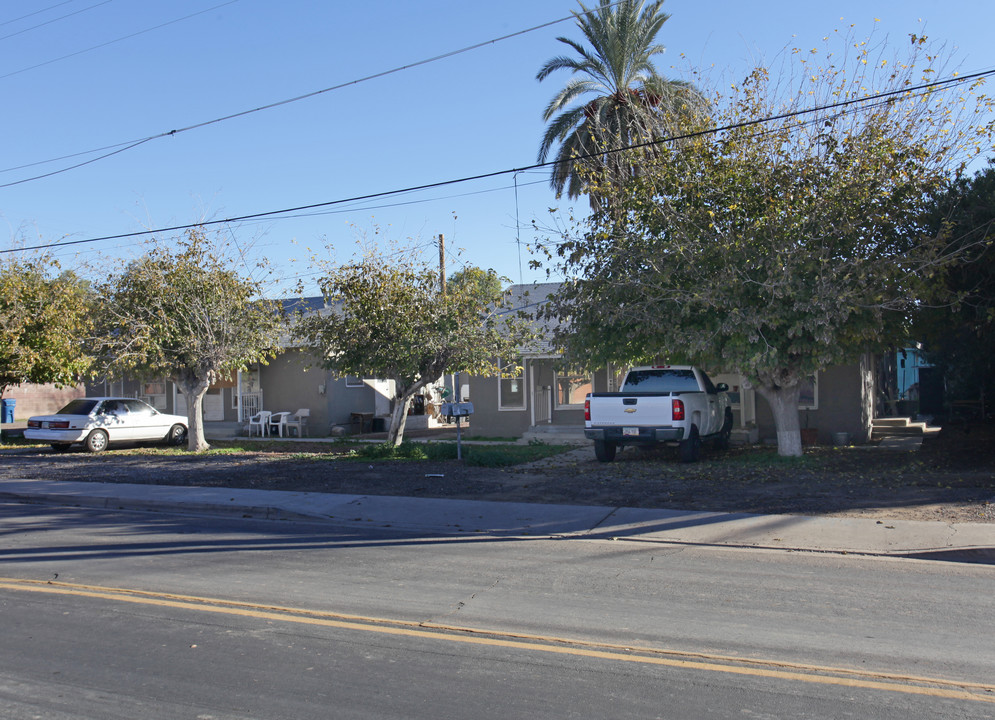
[{"xmin": 624, "ymin": 407, "xmax": 637, "ymax": 413}]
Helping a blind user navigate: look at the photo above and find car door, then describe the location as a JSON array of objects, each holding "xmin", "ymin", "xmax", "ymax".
[
  {"xmin": 700, "ymin": 371, "xmax": 722, "ymax": 433},
  {"xmin": 98, "ymin": 400, "xmax": 134, "ymax": 441},
  {"xmin": 123, "ymin": 399, "xmax": 167, "ymax": 440}
]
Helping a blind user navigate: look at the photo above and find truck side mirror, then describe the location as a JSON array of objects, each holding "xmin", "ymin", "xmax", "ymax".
[{"xmin": 716, "ymin": 383, "xmax": 729, "ymax": 392}]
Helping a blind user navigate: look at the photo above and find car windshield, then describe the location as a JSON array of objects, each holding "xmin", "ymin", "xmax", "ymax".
[
  {"xmin": 621, "ymin": 369, "xmax": 699, "ymax": 393},
  {"xmin": 56, "ymin": 399, "xmax": 99, "ymax": 415}
]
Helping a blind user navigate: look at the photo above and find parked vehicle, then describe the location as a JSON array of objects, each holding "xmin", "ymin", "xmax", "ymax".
[
  {"xmin": 24, "ymin": 397, "xmax": 188, "ymax": 453},
  {"xmin": 584, "ymin": 365, "xmax": 733, "ymax": 462}
]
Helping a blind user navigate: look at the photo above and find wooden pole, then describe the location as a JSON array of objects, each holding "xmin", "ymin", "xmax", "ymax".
[{"xmin": 438, "ymin": 233, "xmax": 446, "ymax": 295}]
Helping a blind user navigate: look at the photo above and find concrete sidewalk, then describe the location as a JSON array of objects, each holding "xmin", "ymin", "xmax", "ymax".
[{"xmin": 2, "ymin": 479, "xmax": 993, "ymax": 562}]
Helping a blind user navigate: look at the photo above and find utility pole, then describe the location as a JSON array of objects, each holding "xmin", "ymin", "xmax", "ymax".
[{"xmin": 438, "ymin": 233, "xmax": 446, "ymax": 295}]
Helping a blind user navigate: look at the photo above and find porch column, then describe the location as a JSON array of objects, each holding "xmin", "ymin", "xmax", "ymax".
[{"xmin": 528, "ymin": 359, "xmax": 535, "ymax": 427}]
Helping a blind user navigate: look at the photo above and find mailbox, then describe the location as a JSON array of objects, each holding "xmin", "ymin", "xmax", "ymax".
[{"xmin": 441, "ymin": 401, "xmax": 473, "ymax": 418}]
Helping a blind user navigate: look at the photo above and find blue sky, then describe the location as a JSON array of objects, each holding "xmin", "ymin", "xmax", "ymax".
[{"xmin": 2, "ymin": 0, "xmax": 993, "ymax": 294}]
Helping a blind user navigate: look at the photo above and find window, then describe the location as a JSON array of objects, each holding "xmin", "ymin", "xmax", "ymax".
[
  {"xmin": 345, "ymin": 375, "xmax": 365, "ymax": 388},
  {"xmin": 554, "ymin": 367, "xmax": 592, "ymax": 408},
  {"xmin": 799, "ymin": 374, "xmax": 819, "ymax": 410},
  {"xmin": 621, "ymin": 368, "xmax": 700, "ymax": 393},
  {"xmin": 142, "ymin": 382, "xmax": 167, "ymax": 410},
  {"xmin": 124, "ymin": 399, "xmax": 155, "ymax": 416},
  {"xmin": 498, "ymin": 360, "xmax": 525, "ymax": 410}
]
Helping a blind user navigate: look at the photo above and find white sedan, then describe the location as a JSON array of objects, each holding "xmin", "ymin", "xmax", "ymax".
[{"xmin": 25, "ymin": 397, "xmax": 189, "ymax": 453}]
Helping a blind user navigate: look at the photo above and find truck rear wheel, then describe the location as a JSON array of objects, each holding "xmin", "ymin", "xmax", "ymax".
[
  {"xmin": 679, "ymin": 426, "xmax": 701, "ymax": 463},
  {"xmin": 594, "ymin": 439, "xmax": 617, "ymax": 462}
]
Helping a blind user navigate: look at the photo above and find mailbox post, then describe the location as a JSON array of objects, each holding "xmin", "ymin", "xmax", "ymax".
[{"xmin": 440, "ymin": 401, "xmax": 473, "ymax": 460}]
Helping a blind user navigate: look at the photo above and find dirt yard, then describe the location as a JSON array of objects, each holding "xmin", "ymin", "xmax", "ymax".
[{"xmin": 2, "ymin": 423, "xmax": 993, "ymax": 523}]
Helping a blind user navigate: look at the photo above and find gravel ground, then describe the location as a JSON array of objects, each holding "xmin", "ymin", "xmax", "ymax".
[{"xmin": 2, "ymin": 423, "xmax": 993, "ymax": 523}]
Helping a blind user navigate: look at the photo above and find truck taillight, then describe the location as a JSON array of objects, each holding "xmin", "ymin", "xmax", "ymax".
[
  {"xmin": 672, "ymin": 399, "xmax": 685, "ymax": 421},
  {"xmin": 584, "ymin": 398, "xmax": 591, "ymax": 422}
]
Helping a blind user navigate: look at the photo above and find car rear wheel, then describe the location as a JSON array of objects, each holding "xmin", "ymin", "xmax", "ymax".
[
  {"xmin": 679, "ymin": 426, "xmax": 701, "ymax": 463},
  {"xmin": 84, "ymin": 429, "xmax": 109, "ymax": 453},
  {"xmin": 166, "ymin": 423, "xmax": 187, "ymax": 446},
  {"xmin": 51, "ymin": 443, "xmax": 72, "ymax": 452},
  {"xmin": 594, "ymin": 439, "xmax": 617, "ymax": 462}
]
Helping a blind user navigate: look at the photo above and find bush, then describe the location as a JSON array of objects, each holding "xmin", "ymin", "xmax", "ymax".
[
  {"xmin": 355, "ymin": 441, "xmax": 426, "ymax": 461},
  {"xmin": 352, "ymin": 441, "xmax": 571, "ymax": 467}
]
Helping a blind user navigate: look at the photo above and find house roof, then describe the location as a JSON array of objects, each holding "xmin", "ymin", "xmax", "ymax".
[
  {"xmin": 276, "ymin": 285, "xmax": 567, "ymax": 356},
  {"xmin": 280, "ymin": 296, "xmax": 327, "ymax": 316},
  {"xmin": 495, "ymin": 282, "xmax": 564, "ymax": 357}
]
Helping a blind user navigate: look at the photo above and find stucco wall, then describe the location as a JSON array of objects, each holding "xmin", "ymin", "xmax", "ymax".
[
  {"xmin": 467, "ymin": 360, "xmax": 607, "ymax": 439},
  {"xmin": 467, "ymin": 372, "xmax": 531, "ymax": 438},
  {"xmin": 258, "ymin": 350, "xmax": 381, "ymax": 435},
  {"xmin": 754, "ymin": 359, "xmax": 872, "ymax": 444}
]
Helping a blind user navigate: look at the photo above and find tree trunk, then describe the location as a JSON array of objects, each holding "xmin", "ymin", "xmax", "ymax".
[
  {"xmin": 386, "ymin": 378, "xmax": 434, "ymax": 447},
  {"xmin": 386, "ymin": 394, "xmax": 412, "ymax": 447},
  {"xmin": 176, "ymin": 376, "xmax": 211, "ymax": 452},
  {"xmin": 755, "ymin": 382, "xmax": 803, "ymax": 457}
]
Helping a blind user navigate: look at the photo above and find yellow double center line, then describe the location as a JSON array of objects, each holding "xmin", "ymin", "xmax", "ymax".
[{"xmin": 2, "ymin": 577, "xmax": 992, "ymax": 704}]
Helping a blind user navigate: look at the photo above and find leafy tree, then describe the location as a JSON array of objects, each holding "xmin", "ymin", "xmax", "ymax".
[
  {"xmin": 545, "ymin": 33, "xmax": 993, "ymax": 455},
  {"xmin": 0, "ymin": 255, "xmax": 93, "ymax": 403},
  {"xmin": 94, "ymin": 230, "xmax": 283, "ymax": 451},
  {"xmin": 448, "ymin": 266, "xmax": 504, "ymax": 304},
  {"xmin": 536, "ymin": 0, "xmax": 708, "ymax": 204},
  {"xmin": 915, "ymin": 162, "xmax": 995, "ymax": 406},
  {"xmin": 295, "ymin": 246, "xmax": 528, "ymax": 446}
]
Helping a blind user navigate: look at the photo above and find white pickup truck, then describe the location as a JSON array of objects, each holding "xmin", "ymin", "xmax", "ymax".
[{"xmin": 584, "ymin": 365, "xmax": 733, "ymax": 462}]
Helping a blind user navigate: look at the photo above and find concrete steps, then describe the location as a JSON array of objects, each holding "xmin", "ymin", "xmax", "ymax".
[
  {"xmin": 872, "ymin": 417, "xmax": 941, "ymax": 441},
  {"xmin": 521, "ymin": 425, "xmax": 588, "ymax": 445}
]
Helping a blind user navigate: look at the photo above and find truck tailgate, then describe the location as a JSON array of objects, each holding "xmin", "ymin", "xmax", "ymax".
[{"xmin": 586, "ymin": 393, "xmax": 675, "ymax": 426}]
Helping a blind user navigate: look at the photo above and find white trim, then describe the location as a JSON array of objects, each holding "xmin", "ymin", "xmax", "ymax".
[
  {"xmin": 529, "ymin": 360, "xmax": 535, "ymax": 426},
  {"xmin": 497, "ymin": 358, "xmax": 526, "ymax": 411},
  {"xmin": 553, "ymin": 366, "xmax": 592, "ymax": 409}
]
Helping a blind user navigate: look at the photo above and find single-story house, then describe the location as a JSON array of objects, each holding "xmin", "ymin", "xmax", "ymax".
[
  {"xmin": 87, "ymin": 297, "xmax": 458, "ymax": 436},
  {"xmin": 466, "ymin": 283, "xmax": 878, "ymax": 445}
]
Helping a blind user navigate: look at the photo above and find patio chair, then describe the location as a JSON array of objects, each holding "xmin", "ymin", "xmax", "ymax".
[
  {"xmin": 269, "ymin": 411, "xmax": 292, "ymax": 437},
  {"xmin": 284, "ymin": 408, "xmax": 310, "ymax": 437},
  {"xmin": 248, "ymin": 410, "xmax": 272, "ymax": 437}
]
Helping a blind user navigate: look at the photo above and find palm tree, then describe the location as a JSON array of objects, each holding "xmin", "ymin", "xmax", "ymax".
[{"xmin": 537, "ymin": 0, "xmax": 707, "ymax": 204}]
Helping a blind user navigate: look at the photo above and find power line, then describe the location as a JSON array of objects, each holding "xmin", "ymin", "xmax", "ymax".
[
  {"xmin": 4, "ymin": 66, "xmax": 992, "ymax": 256},
  {"xmin": 0, "ymin": 0, "xmax": 240, "ymax": 82},
  {"xmin": 0, "ymin": 138, "xmax": 152, "ymax": 188},
  {"xmin": 0, "ymin": 3, "xmax": 595, "ymax": 186},
  {"xmin": 0, "ymin": 1, "xmax": 76, "ymax": 28},
  {"xmin": 24, "ymin": 176, "xmax": 550, "ymax": 265},
  {"xmin": 0, "ymin": 0, "xmax": 112, "ymax": 42}
]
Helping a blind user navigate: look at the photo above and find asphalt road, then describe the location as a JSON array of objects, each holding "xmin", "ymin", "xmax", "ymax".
[{"xmin": 2, "ymin": 502, "xmax": 993, "ymax": 718}]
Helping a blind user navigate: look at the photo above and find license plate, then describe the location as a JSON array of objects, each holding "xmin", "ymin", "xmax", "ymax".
[{"xmin": 622, "ymin": 427, "xmax": 639, "ymax": 437}]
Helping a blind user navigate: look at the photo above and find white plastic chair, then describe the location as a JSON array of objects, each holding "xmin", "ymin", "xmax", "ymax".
[
  {"xmin": 269, "ymin": 412, "xmax": 291, "ymax": 437},
  {"xmin": 284, "ymin": 408, "xmax": 310, "ymax": 437},
  {"xmin": 248, "ymin": 410, "xmax": 272, "ymax": 437}
]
